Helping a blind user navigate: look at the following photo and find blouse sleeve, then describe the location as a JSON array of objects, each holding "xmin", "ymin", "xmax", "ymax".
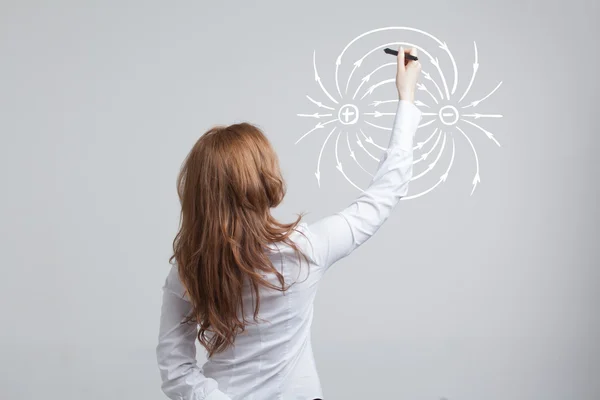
[
  {"xmin": 304, "ymin": 100, "xmax": 422, "ymax": 271},
  {"xmin": 156, "ymin": 265, "xmax": 232, "ymax": 400}
]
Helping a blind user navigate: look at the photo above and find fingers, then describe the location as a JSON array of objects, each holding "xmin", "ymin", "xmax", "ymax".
[
  {"xmin": 406, "ymin": 47, "xmax": 421, "ymax": 70},
  {"xmin": 395, "ymin": 46, "xmax": 420, "ymax": 101},
  {"xmin": 397, "ymin": 45, "xmax": 405, "ymax": 69}
]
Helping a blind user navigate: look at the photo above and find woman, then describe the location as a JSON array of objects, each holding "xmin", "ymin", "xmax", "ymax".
[{"xmin": 156, "ymin": 46, "xmax": 422, "ymax": 400}]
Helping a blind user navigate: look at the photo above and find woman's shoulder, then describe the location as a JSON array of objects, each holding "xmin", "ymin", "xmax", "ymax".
[
  {"xmin": 162, "ymin": 263, "xmax": 190, "ymax": 301},
  {"xmin": 281, "ymin": 221, "xmax": 317, "ymax": 264}
]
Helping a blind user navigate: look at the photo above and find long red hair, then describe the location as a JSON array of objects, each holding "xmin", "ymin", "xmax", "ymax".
[{"xmin": 169, "ymin": 122, "xmax": 310, "ymax": 358}]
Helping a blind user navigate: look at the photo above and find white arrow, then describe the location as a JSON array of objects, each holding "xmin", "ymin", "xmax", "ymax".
[
  {"xmin": 297, "ymin": 113, "xmax": 333, "ymax": 118},
  {"xmin": 352, "ymin": 41, "xmax": 445, "ymax": 102},
  {"xmin": 346, "ymin": 131, "xmax": 373, "ymax": 177},
  {"xmin": 313, "ymin": 50, "xmax": 339, "ymax": 105},
  {"xmin": 456, "ymin": 126, "xmax": 481, "ymax": 195},
  {"xmin": 414, "ymin": 127, "xmax": 438, "ymax": 150},
  {"xmin": 360, "ymin": 78, "xmax": 395, "ymax": 100},
  {"xmin": 334, "ymin": 27, "xmax": 458, "ymax": 101},
  {"xmin": 411, "ymin": 132, "xmax": 446, "ymax": 180},
  {"xmin": 353, "ymin": 74, "xmax": 372, "ymax": 101},
  {"xmin": 428, "ymin": 132, "xmax": 447, "ymax": 169},
  {"xmin": 439, "ymin": 135, "xmax": 456, "ymax": 183},
  {"xmin": 353, "ymin": 62, "xmax": 396, "ymax": 100},
  {"xmin": 402, "ymin": 134, "xmax": 456, "ymax": 200},
  {"xmin": 314, "ymin": 127, "xmax": 338, "ymax": 187},
  {"xmin": 295, "ymin": 119, "xmax": 337, "ymax": 145},
  {"xmin": 363, "ymin": 111, "xmax": 395, "ymax": 117},
  {"xmin": 365, "ymin": 137, "xmax": 386, "ymax": 151},
  {"xmin": 439, "ymin": 41, "xmax": 459, "ymax": 96},
  {"xmin": 462, "ymin": 81, "xmax": 502, "ymax": 109},
  {"xmin": 306, "ymin": 94, "xmax": 335, "ymax": 110},
  {"xmin": 359, "ymin": 128, "xmax": 386, "ymax": 150},
  {"xmin": 363, "ymin": 118, "xmax": 439, "ymax": 133},
  {"xmin": 335, "ymin": 54, "xmax": 343, "ymax": 98},
  {"xmin": 422, "ymin": 69, "xmax": 444, "ymax": 100},
  {"xmin": 471, "ymin": 172, "xmax": 481, "ymax": 195},
  {"xmin": 458, "ymin": 41, "xmax": 479, "ymax": 103},
  {"xmin": 461, "ymin": 119, "xmax": 501, "ymax": 147},
  {"xmin": 355, "ymin": 132, "xmax": 380, "ymax": 162},
  {"xmin": 417, "ymin": 83, "xmax": 439, "ymax": 104},
  {"xmin": 370, "ymin": 99, "xmax": 398, "ymax": 107},
  {"xmin": 414, "ymin": 129, "xmax": 442, "ymax": 165},
  {"xmin": 344, "ymin": 58, "xmax": 363, "ymax": 95},
  {"xmin": 335, "ymin": 131, "xmax": 364, "ymax": 192},
  {"xmin": 462, "ymin": 113, "xmax": 503, "ymax": 119},
  {"xmin": 414, "ymin": 100, "xmax": 429, "ymax": 108},
  {"xmin": 430, "ymin": 56, "xmax": 450, "ymax": 100},
  {"xmin": 413, "ymin": 152, "xmax": 428, "ymax": 165}
]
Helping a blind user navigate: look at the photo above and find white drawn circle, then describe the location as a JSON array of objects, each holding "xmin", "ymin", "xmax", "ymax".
[
  {"xmin": 338, "ymin": 104, "xmax": 359, "ymax": 125},
  {"xmin": 438, "ymin": 105, "xmax": 459, "ymax": 126}
]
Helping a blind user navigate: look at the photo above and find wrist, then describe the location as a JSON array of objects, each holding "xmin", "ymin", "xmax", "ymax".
[{"xmin": 398, "ymin": 92, "xmax": 414, "ymax": 103}]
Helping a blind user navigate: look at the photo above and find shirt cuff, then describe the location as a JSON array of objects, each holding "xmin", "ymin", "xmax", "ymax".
[{"xmin": 389, "ymin": 100, "xmax": 423, "ymax": 152}]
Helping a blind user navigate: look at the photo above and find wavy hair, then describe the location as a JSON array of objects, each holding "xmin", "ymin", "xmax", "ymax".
[{"xmin": 169, "ymin": 122, "xmax": 311, "ymax": 358}]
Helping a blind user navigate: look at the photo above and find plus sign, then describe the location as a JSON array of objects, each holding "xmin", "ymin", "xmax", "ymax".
[
  {"xmin": 338, "ymin": 104, "xmax": 359, "ymax": 125},
  {"xmin": 342, "ymin": 108, "xmax": 355, "ymax": 122}
]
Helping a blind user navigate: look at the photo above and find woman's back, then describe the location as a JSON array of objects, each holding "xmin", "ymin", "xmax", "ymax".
[
  {"xmin": 199, "ymin": 224, "xmax": 324, "ymax": 399},
  {"xmin": 156, "ymin": 48, "xmax": 422, "ymax": 400}
]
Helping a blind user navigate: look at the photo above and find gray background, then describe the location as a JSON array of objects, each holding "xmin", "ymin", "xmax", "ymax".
[{"xmin": 1, "ymin": 1, "xmax": 598, "ymax": 399}]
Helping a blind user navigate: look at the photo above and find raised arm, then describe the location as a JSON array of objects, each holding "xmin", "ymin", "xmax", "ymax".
[
  {"xmin": 156, "ymin": 265, "xmax": 231, "ymax": 400},
  {"xmin": 304, "ymin": 46, "xmax": 422, "ymax": 271}
]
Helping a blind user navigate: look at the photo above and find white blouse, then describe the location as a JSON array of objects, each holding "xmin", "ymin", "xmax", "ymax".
[{"xmin": 156, "ymin": 100, "xmax": 423, "ymax": 400}]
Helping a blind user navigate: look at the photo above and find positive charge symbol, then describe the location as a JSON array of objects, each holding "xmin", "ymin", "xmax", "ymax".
[{"xmin": 338, "ymin": 104, "xmax": 359, "ymax": 125}]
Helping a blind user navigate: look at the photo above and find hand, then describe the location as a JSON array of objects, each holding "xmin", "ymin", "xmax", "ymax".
[{"xmin": 395, "ymin": 46, "xmax": 421, "ymax": 103}]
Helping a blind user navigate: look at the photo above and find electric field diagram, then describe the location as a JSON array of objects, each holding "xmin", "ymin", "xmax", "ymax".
[{"xmin": 295, "ymin": 27, "xmax": 503, "ymax": 200}]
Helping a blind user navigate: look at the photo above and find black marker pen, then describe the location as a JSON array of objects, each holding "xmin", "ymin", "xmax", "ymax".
[{"xmin": 383, "ymin": 47, "xmax": 418, "ymax": 61}]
